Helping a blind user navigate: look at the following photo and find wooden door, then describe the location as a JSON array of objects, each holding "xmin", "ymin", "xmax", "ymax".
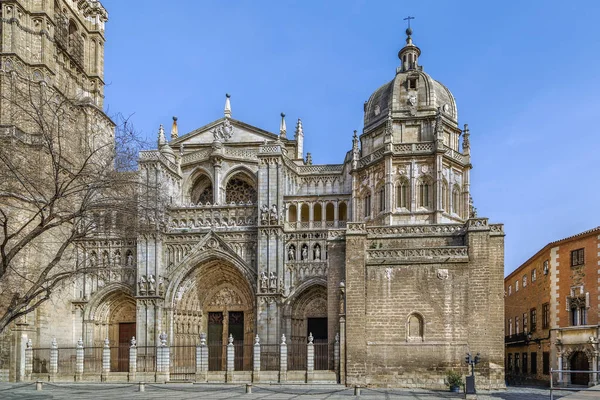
[
  {"xmin": 208, "ymin": 312, "xmax": 224, "ymax": 371},
  {"xmin": 118, "ymin": 323, "xmax": 135, "ymax": 372}
]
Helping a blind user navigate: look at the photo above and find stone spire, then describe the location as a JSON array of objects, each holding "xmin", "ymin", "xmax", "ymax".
[
  {"xmin": 305, "ymin": 152, "xmax": 312, "ymax": 165},
  {"xmin": 462, "ymin": 123, "xmax": 470, "ymax": 155},
  {"xmin": 224, "ymin": 93, "xmax": 231, "ymax": 118},
  {"xmin": 352, "ymin": 130, "xmax": 360, "ymax": 169},
  {"xmin": 157, "ymin": 124, "xmax": 166, "ymax": 147},
  {"xmin": 279, "ymin": 112, "xmax": 287, "ymax": 139},
  {"xmin": 171, "ymin": 116, "xmax": 178, "ymax": 140},
  {"xmin": 295, "ymin": 118, "xmax": 304, "ymax": 160},
  {"xmin": 398, "ymin": 22, "xmax": 421, "ymax": 72}
]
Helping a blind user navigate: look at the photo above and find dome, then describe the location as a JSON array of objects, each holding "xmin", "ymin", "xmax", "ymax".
[
  {"xmin": 364, "ymin": 71, "xmax": 458, "ymax": 130},
  {"xmin": 363, "ymin": 31, "xmax": 458, "ymax": 131}
]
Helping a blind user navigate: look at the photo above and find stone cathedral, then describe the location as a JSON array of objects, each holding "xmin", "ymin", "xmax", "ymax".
[{"xmin": 0, "ymin": 0, "xmax": 505, "ymax": 388}]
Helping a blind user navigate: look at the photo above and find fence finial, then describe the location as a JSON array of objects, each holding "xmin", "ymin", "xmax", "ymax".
[
  {"xmin": 308, "ymin": 332, "xmax": 314, "ymax": 344},
  {"xmin": 281, "ymin": 334, "xmax": 286, "ymax": 345},
  {"xmin": 254, "ymin": 334, "xmax": 260, "ymax": 345}
]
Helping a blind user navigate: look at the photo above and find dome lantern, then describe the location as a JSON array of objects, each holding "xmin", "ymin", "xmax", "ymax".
[{"xmin": 398, "ymin": 17, "xmax": 421, "ymax": 72}]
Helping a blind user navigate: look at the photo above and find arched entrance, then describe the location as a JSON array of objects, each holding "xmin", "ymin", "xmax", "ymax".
[
  {"xmin": 173, "ymin": 260, "xmax": 254, "ymax": 371},
  {"xmin": 288, "ymin": 284, "xmax": 328, "ymax": 370},
  {"xmin": 84, "ymin": 286, "xmax": 136, "ymax": 372},
  {"xmin": 570, "ymin": 351, "xmax": 590, "ymax": 385}
]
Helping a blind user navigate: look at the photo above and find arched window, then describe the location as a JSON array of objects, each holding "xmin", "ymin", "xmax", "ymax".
[
  {"xmin": 407, "ymin": 313, "xmax": 424, "ymax": 340},
  {"xmin": 300, "ymin": 204, "xmax": 309, "ymax": 222},
  {"xmin": 314, "ymin": 203, "xmax": 322, "ymax": 222},
  {"xmin": 338, "ymin": 202, "xmax": 347, "ymax": 221},
  {"xmin": 396, "ymin": 178, "xmax": 409, "ymax": 209},
  {"xmin": 325, "ymin": 203, "xmax": 334, "ymax": 221},
  {"xmin": 377, "ymin": 185, "xmax": 385, "ymax": 213},
  {"xmin": 225, "ymin": 173, "xmax": 256, "ymax": 204},
  {"xmin": 363, "ymin": 192, "xmax": 372, "ymax": 218},
  {"xmin": 288, "ymin": 204, "xmax": 297, "ymax": 223},
  {"xmin": 190, "ymin": 174, "xmax": 213, "ymax": 204},
  {"xmin": 441, "ymin": 179, "xmax": 449, "ymax": 211},
  {"xmin": 452, "ymin": 184, "xmax": 461, "ymax": 214},
  {"xmin": 417, "ymin": 177, "xmax": 432, "ymax": 209}
]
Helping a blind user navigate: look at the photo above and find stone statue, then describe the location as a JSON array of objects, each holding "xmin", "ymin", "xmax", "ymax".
[
  {"xmin": 138, "ymin": 275, "xmax": 147, "ymax": 295},
  {"xmin": 260, "ymin": 271, "xmax": 268, "ymax": 292},
  {"xmin": 158, "ymin": 276, "xmax": 165, "ymax": 296},
  {"xmin": 270, "ymin": 204, "xmax": 278, "ymax": 223},
  {"xmin": 269, "ymin": 271, "xmax": 277, "ymax": 290},
  {"xmin": 301, "ymin": 245, "xmax": 308, "ymax": 261},
  {"xmin": 126, "ymin": 252, "xmax": 134, "ymax": 267},
  {"xmin": 314, "ymin": 245, "xmax": 321, "ymax": 260},
  {"xmin": 148, "ymin": 274, "xmax": 156, "ymax": 294},
  {"xmin": 260, "ymin": 204, "xmax": 269, "ymax": 223},
  {"xmin": 288, "ymin": 246, "xmax": 295, "ymax": 261}
]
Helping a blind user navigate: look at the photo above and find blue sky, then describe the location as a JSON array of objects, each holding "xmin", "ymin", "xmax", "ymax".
[{"xmin": 101, "ymin": 0, "xmax": 600, "ymax": 276}]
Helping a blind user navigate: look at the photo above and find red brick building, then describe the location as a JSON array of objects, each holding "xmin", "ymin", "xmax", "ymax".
[{"xmin": 505, "ymin": 227, "xmax": 600, "ymax": 386}]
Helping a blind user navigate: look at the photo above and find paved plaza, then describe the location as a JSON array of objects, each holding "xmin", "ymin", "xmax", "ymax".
[{"xmin": 0, "ymin": 383, "xmax": 591, "ymax": 400}]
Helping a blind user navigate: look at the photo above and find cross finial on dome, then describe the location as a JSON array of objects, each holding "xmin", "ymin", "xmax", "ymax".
[{"xmin": 398, "ymin": 16, "xmax": 421, "ymax": 71}]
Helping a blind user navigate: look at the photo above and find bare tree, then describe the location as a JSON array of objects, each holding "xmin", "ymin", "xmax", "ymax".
[{"xmin": 0, "ymin": 71, "xmax": 145, "ymax": 333}]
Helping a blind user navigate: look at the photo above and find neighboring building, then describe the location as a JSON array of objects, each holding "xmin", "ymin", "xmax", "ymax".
[
  {"xmin": 505, "ymin": 227, "xmax": 600, "ymax": 386},
  {"xmin": 0, "ymin": 1, "xmax": 505, "ymax": 389}
]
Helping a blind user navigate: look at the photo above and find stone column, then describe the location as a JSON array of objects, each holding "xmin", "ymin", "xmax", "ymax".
[
  {"xmin": 24, "ymin": 339, "xmax": 33, "ymax": 380},
  {"xmin": 591, "ymin": 351, "xmax": 598, "ymax": 386},
  {"xmin": 253, "ymin": 335, "xmax": 261, "ymax": 382},
  {"xmin": 226, "ymin": 334, "xmax": 234, "ymax": 382},
  {"xmin": 102, "ymin": 338, "xmax": 110, "ymax": 379},
  {"xmin": 306, "ymin": 333, "xmax": 314, "ymax": 383},
  {"xmin": 334, "ymin": 200, "xmax": 339, "ymax": 228},
  {"xmin": 309, "ymin": 202, "xmax": 314, "ymax": 229},
  {"xmin": 75, "ymin": 338, "xmax": 84, "ymax": 380},
  {"xmin": 334, "ymin": 333, "xmax": 340, "ymax": 377},
  {"xmin": 196, "ymin": 333, "xmax": 208, "ymax": 382},
  {"xmin": 557, "ymin": 351, "xmax": 563, "ymax": 385},
  {"xmin": 213, "ymin": 159, "xmax": 222, "ymax": 204},
  {"xmin": 129, "ymin": 337, "xmax": 137, "ymax": 379},
  {"xmin": 279, "ymin": 334, "xmax": 287, "ymax": 382},
  {"xmin": 49, "ymin": 338, "xmax": 58, "ymax": 378},
  {"xmin": 321, "ymin": 201, "xmax": 326, "ymax": 228},
  {"xmin": 339, "ymin": 316, "xmax": 346, "ymax": 385},
  {"xmin": 296, "ymin": 203, "xmax": 301, "ymax": 225}
]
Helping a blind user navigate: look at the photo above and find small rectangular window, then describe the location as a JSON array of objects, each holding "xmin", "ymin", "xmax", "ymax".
[
  {"xmin": 543, "ymin": 260, "xmax": 549, "ymax": 275},
  {"xmin": 508, "ymin": 285, "xmax": 512, "ymax": 295},
  {"xmin": 571, "ymin": 248, "xmax": 585, "ymax": 266},
  {"xmin": 515, "ymin": 353, "xmax": 520, "ymax": 373},
  {"xmin": 543, "ymin": 352, "xmax": 550, "ymax": 375},
  {"xmin": 542, "ymin": 303, "xmax": 550, "ymax": 329},
  {"xmin": 522, "ymin": 352, "xmax": 528, "ymax": 374},
  {"xmin": 408, "ymin": 78, "xmax": 417, "ymax": 89},
  {"xmin": 516, "ymin": 280, "xmax": 519, "ymax": 291},
  {"xmin": 523, "ymin": 312, "xmax": 528, "ymax": 332},
  {"xmin": 530, "ymin": 308, "xmax": 537, "ymax": 332},
  {"xmin": 531, "ymin": 268, "xmax": 537, "ymax": 282},
  {"xmin": 523, "ymin": 275, "xmax": 527, "ymax": 287},
  {"xmin": 531, "ymin": 352, "xmax": 538, "ymax": 375}
]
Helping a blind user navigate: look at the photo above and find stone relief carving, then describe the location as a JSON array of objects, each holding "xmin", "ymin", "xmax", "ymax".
[
  {"xmin": 208, "ymin": 287, "xmax": 242, "ymax": 306},
  {"xmin": 212, "ymin": 118, "xmax": 235, "ymax": 142},
  {"xmin": 437, "ymin": 269, "xmax": 449, "ymax": 280}
]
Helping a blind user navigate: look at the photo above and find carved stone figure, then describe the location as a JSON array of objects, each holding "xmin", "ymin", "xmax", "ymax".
[
  {"xmin": 269, "ymin": 271, "xmax": 277, "ymax": 290},
  {"xmin": 158, "ymin": 276, "xmax": 165, "ymax": 296},
  {"xmin": 270, "ymin": 204, "xmax": 278, "ymax": 223},
  {"xmin": 138, "ymin": 275, "xmax": 147, "ymax": 295},
  {"xmin": 260, "ymin": 204, "xmax": 269, "ymax": 223},
  {"xmin": 314, "ymin": 244, "xmax": 321, "ymax": 260},
  {"xmin": 260, "ymin": 271, "xmax": 268, "ymax": 292},
  {"xmin": 288, "ymin": 246, "xmax": 295, "ymax": 261},
  {"xmin": 148, "ymin": 274, "xmax": 156, "ymax": 294},
  {"xmin": 301, "ymin": 244, "xmax": 308, "ymax": 261},
  {"xmin": 114, "ymin": 251, "xmax": 121, "ymax": 266},
  {"xmin": 126, "ymin": 252, "xmax": 134, "ymax": 267}
]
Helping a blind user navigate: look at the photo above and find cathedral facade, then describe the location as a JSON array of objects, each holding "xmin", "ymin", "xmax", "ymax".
[{"xmin": 0, "ymin": 1, "xmax": 505, "ymax": 388}]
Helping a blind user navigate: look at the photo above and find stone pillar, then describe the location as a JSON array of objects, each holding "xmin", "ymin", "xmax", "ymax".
[
  {"xmin": 156, "ymin": 332, "xmax": 169, "ymax": 382},
  {"xmin": 75, "ymin": 338, "xmax": 84, "ymax": 380},
  {"xmin": 334, "ymin": 200, "xmax": 339, "ymax": 228},
  {"xmin": 49, "ymin": 338, "xmax": 58, "ymax": 378},
  {"xmin": 129, "ymin": 337, "xmax": 137, "ymax": 379},
  {"xmin": 339, "ymin": 316, "xmax": 346, "ymax": 385},
  {"xmin": 591, "ymin": 351, "xmax": 598, "ymax": 386},
  {"xmin": 102, "ymin": 338, "xmax": 110, "ymax": 379},
  {"xmin": 226, "ymin": 334, "xmax": 234, "ymax": 382},
  {"xmin": 296, "ymin": 203, "xmax": 301, "ymax": 225},
  {"xmin": 253, "ymin": 335, "xmax": 261, "ymax": 382},
  {"xmin": 309, "ymin": 202, "xmax": 314, "ymax": 229},
  {"xmin": 307, "ymin": 333, "xmax": 314, "ymax": 383},
  {"xmin": 279, "ymin": 334, "xmax": 287, "ymax": 382},
  {"xmin": 213, "ymin": 159, "xmax": 222, "ymax": 204},
  {"xmin": 321, "ymin": 201, "xmax": 326, "ymax": 228},
  {"xmin": 557, "ymin": 351, "xmax": 563, "ymax": 385},
  {"xmin": 196, "ymin": 333, "xmax": 208, "ymax": 382},
  {"xmin": 24, "ymin": 339, "xmax": 33, "ymax": 380},
  {"xmin": 334, "ymin": 333, "xmax": 340, "ymax": 377}
]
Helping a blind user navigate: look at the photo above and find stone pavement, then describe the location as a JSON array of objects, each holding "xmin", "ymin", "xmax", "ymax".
[{"xmin": 0, "ymin": 383, "xmax": 578, "ymax": 400}]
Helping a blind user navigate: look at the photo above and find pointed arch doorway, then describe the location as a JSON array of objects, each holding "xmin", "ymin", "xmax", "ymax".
[{"xmin": 172, "ymin": 259, "xmax": 255, "ymax": 371}]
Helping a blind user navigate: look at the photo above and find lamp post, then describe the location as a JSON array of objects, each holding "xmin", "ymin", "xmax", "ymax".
[{"xmin": 465, "ymin": 352, "xmax": 481, "ymax": 395}]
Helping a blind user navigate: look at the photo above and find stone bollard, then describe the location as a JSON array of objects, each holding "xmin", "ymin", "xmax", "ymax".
[
  {"xmin": 196, "ymin": 333, "xmax": 208, "ymax": 382},
  {"xmin": 245, "ymin": 383, "xmax": 252, "ymax": 393},
  {"xmin": 138, "ymin": 381, "xmax": 145, "ymax": 392},
  {"xmin": 49, "ymin": 338, "xmax": 58, "ymax": 377},
  {"xmin": 279, "ymin": 334, "xmax": 287, "ymax": 383},
  {"xmin": 25, "ymin": 339, "xmax": 33, "ymax": 379},
  {"xmin": 306, "ymin": 332, "xmax": 314, "ymax": 383},
  {"xmin": 36, "ymin": 380, "xmax": 43, "ymax": 391},
  {"xmin": 354, "ymin": 385, "xmax": 361, "ymax": 396},
  {"xmin": 102, "ymin": 338, "xmax": 110, "ymax": 379},
  {"xmin": 129, "ymin": 337, "xmax": 137, "ymax": 378},
  {"xmin": 253, "ymin": 334, "xmax": 260, "ymax": 382},
  {"xmin": 226, "ymin": 334, "xmax": 234, "ymax": 382},
  {"xmin": 76, "ymin": 338, "xmax": 84, "ymax": 379}
]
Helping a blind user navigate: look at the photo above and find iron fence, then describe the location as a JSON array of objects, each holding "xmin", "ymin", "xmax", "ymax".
[
  {"xmin": 208, "ymin": 343, "xmax": 227, "ymax": 371},
  {"xmin": 84, "ymin": 347, "xmax": 103, "ymax": 373},
  {"xmin": 57, "ymin": 348, "xmax": 77, "ymax": 375},
  {"xmin": 287, "ymin": 341, "xmax": 307, "ymax": 371},
  {"xmin": 314, "ymin": 340, "xmax": 329, "ymax": 370},
  {"xmin": 32, "ymin": 348, "xmax": 50, "ymax": 374},
  {"xmin": 260, "ymin": 344, "xmax": 280, "ymax": 371},
  {"xmin": 170, "ymin": 345, "xmax": 196, "ymax": 380},
  {"xmin": 109, "ymin": 346, "xmax": 130, "ymax": 372},
  {"xmin": 136, "ymin": 346, "xmax": 156, "ymax": 373}
]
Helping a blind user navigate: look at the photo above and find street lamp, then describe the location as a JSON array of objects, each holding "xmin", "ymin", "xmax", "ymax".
[{"xmin": 465, "ymin": 352, "xmax": 481, "ymax": 395}]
